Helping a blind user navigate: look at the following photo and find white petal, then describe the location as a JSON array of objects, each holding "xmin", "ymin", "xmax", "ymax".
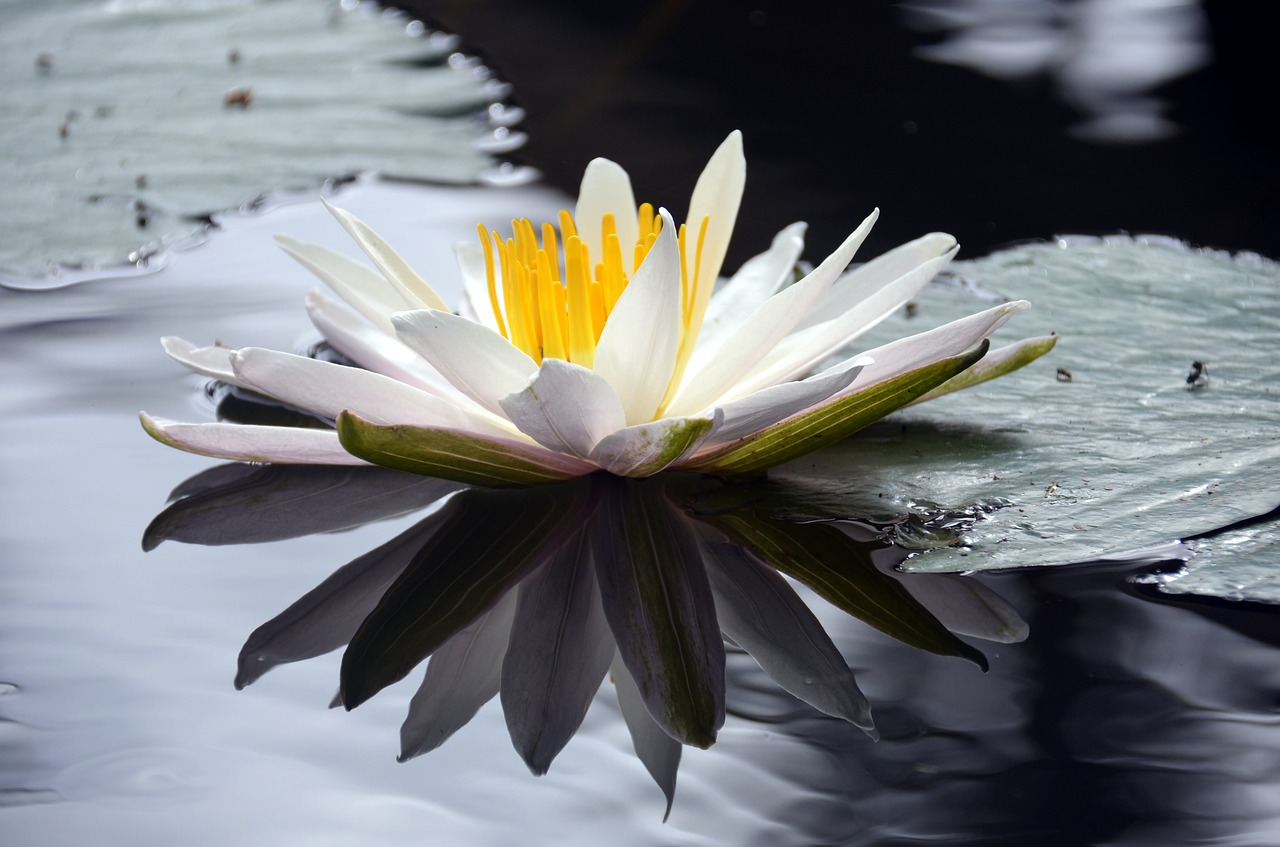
[
  {"xmin": 324, "ymin": 202, "xmax": 451, "ymax": 311},
  {"xmin": 575, "ymin": 158, "xmax": 639, "ymax": 274},
  {"xmin": 701, "ymin": 357, "xmax": 871, "ymax": 446},
  {"xmin": 685, "ymin": 130, "xmax": 746, "ymax": 305},
  {"xmin": 589, "ymin": 410, "xmax": 721, "ymax": 477},
  {"xmin": 795, "ymin": 232, "xmax": 957, "ymax": 332},
  {"xmin": 275, "ymin": 235, "xmax": 407, "ymax": 334},
  {"xmin": 454, "ymin": 242, "xmax": 501, "ymax": 332},
  {"xmin": 499, "ymin": 359, "xmax": 626, "ymax": 459},
  {"xmin": 727, "ymin": 243, "xmax": 957, "ymax": 398},
  {"xmin": 822, "ymin": 301, "xmax": 1029, "ymax": 391},
  {"xmin": 392, "ymin": 309, "xmax": 538, "ymax": 418},
  {"xmin": 306, "ymin": 291, "xmax": 494, "ymax": 414},
  {"xmin": 232, "ymin": 347, "xmax": 515, "ymax": 438},
  {"xmin": 667, "ymin": 210, "xmax": 879, "ymax": 416},
  {"xmin": 161, "ymin": 336, "xmax": 243, "ymax": 386},
  {"xmin": 593, "ymin": 210, "xmax": 683, "ymax": 425},
  {"xmin": 140, "ymin": 413, "xmax": 367, "ymax": 465},
  {"xmin": 697, "ymin": 222, "xmax": 807, "ymax": 352}
]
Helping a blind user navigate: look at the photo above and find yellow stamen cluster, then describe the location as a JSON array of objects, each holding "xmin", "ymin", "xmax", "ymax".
[{"xmin": 477, "ymin": 204, "xmax": 709, "ymax": 373}]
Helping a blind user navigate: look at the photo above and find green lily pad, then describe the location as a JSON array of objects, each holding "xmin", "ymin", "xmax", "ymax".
[
  {"xmin": 1, "ymin": 0, "xmax": 516, "ymax": 282},
  {"xmin": 770, "ymin": 237, "xmax": 1280, "ymax": 602}
]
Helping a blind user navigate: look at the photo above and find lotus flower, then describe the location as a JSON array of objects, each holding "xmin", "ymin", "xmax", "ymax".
[{"xmin": 142, "ymin": 132, "xmax": 1054, "ymax": 485}]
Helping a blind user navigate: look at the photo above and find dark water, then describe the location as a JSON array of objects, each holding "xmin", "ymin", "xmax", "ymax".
[
  {"xmin": 3, "ymin": 3, "xmax": 1279, "ymax": 845},
  {"xmin": 404, "ymin": 0, "xmax": 1278, "ymax": 262}
]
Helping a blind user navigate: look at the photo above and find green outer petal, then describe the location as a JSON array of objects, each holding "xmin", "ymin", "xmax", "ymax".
[
  {"xmin": 687, "ymin": 341, "xmax": 989, "ymax": 477},
  {"xmin": 910, "ymin": 334, "xmax": 1058, "ymax": 404},
  {"xmin": 336, "ymin": 411, "xmax": 595, "ymax": 487},
  {"xmin": 693, "ymin": 509, "xmax": 988, "ymax": 668},
  {"xmin": 590, "ymin": 413, "xmax": 719, "ymax": 477}
]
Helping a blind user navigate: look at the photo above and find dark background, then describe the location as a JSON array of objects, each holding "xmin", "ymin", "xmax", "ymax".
[{"xmin": 396, "ymin": 0, "xmax": 1275, "ymax": 266}]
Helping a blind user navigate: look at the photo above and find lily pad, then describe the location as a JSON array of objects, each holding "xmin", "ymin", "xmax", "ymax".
[
  {"xmin": 1, "ymin": 0, "xmax": 519, "ymax": 282},
  {"xmin": 769, "ymin": 237, "xmax": 1280, "ymax": 602}
]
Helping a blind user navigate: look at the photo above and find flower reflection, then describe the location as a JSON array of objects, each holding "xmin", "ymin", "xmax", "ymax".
[{"xmin": 146, "ymin": 465, "xmax": 1026, "ymax": 817}]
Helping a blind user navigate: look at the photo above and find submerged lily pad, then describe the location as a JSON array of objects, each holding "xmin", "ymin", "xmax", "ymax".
[
  {"xmin": 769, "ymin": 237, "xmax": 1280, "ymax": 602},
  {"xmin": 1, "ymin": 0, "xmax": 518, "ymax": 282}
]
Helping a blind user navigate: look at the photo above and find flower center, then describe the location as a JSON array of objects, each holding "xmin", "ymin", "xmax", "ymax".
[{"xmin": 477, "ymin": 204, "xmax": 710, "ymax": 370}]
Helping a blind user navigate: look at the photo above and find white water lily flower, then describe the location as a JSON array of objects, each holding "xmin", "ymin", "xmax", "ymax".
[{"xmin": 142, "ymin": 132, "xmax": 1055, "ymax": 485}]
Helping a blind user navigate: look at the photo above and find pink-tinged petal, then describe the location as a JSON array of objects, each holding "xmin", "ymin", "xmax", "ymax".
[
  {"xmin": 795, "ymin": 232, "xmax": 958, "ymax": 332},
  {"xmin": 140, "ymin": 413, "xmax": 367, "ymax": 465},
  {"xmin": 275, "ymin": 235, "xmax": 408, "ymax": 334},
  {"xmin": 594, "ymin": 209, "xmax": 683, "ymax": 425},
  {"xmin": 575, "ymin": 157, "xmax": 639, "ymax": 274},
  {"xmin": 667, "ymin": 210, "xmax": 879, "ymax": 416},
  {"xmin": 700, "ymin": 357, "xmax": 872, "ymax": 446},
  {"xmin": 161, "ymin": 336, "xmax": 243, "ymax": 387},
  {"xmin": 231, "ymin": 347, "xmax": 517, "ymax": 439},
  {"xmin": 697, "ymin": 222, "xmax": 807, "ymax": 353},
  {"xmin": 323, "ymin": 202, "xmax": 451, "ymax": 312},
  {"xmin": 590, "ymin": 410, "xmax": 721, "ymax": 477},
  {"xmin": 305, "ymin": 290, "xmax": 466, "ymax": 399},
  {"xmin": 822, "ymin": 301, "xmax": 1030, "ymax": 391},
  {"xmin": 727, "ymin": 244, "xmax": 957, "ymax": 398},
  {"xmin": 499, "ymin": 359, "xmax": 626, "ymax": 459},
  {"xmin": 392, "ymin": 309, "xmax": 539, "ymax": 418}
]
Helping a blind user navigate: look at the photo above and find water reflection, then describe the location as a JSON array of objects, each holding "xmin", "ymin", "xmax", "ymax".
[
  {"xmin": 145, "ymin": 464, "xmax": 1028, "ymax": 817},
  {"xmin": 899, "ymin": 0, "xmax": 1210, "ymax": 141}
]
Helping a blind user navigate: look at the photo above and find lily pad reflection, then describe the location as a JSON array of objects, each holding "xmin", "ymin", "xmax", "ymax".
[{"xmin": 145, "ymin": 465, "xmax": 1028, "ymax": 817}]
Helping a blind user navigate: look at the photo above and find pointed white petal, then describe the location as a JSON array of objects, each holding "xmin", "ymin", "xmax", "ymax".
[
  {"xmin": 392, "ymin": 309, "xmax": 539, "ymax": 418},
  {"xmin": 593, "ymin": 210, "xmax": 683, "ymax": 425},
  {"xmin": 667, "ymin": 211, "xmax": 879, "ymax": 416},
  {"xmin": 307, "ymin": 293, "xmax": 512, "ymax": 431},
  {"xmin": 140, "ymin": 413, "xmax": 367, "ymax": 465},
  {"xmin": 275, "ymin": 235, "xmax": 407, "ymax": 334},
  {"xmin": 685, "ymin": 130, "xmax": 746, "ymax": 302},
  {"xmin": 726, "ymin": 244, "xmax": 957, "ymax": 398},
  {"xmin": 910, "ymin": 334, "xmax": 1057, "ymax": 404},
  {"xmin": 231, "ymin": 347, "xmax": 515, "ymax": 438},
  {"xmin": 161, "ymin": 336, "xmax": 243, "ymax": 386},
  {"xmin": 895, "ymin": 572, "xmax": 1029, "ymax": 644},
  {"xmin": 821, "ymin": 301, "xmax": 1029, "ymax": 391},
  {"xmin": 575, "ymin": 158, "xmax": 639, "ymax": 274},
  {"xmin": 589, "ymin": 410, "xmax": 721, "ymax": 477},
  {"xmin": 795, "ymin": 232, "xmax": 958, "ymax": 331},
  {"xmin": 697, "ymin": 222, "xmax": 807, "ymax": 352},
  {"xmin": 701, "ymin": 357, "xmax": 871, "ymax": 446},
  {"xmin": 499, "ymin": 359, "xmax": 626, "ymax": 459},
  {"xmin": 324, "ymin": 202, "xmax": 451, "ymax": 311}
]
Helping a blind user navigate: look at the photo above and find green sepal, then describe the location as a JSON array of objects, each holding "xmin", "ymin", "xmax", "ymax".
[
  {"xmin": 336, "ymin": 411, "xmax": 588, "ymax": 488},
  {"xmin": 911, "ymin": 334, "xmax": 1058, "ymax": 404},
  {"xmin": 688, "ymin": 341, "xmax": 989, "ymax": 478}
]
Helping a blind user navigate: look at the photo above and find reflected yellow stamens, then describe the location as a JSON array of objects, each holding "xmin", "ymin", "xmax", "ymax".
[{"xmin": 476, "ymin": 206, "xmax": 712, "ymax": 395}]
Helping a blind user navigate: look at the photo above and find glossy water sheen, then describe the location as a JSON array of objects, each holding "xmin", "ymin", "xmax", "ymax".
[{"xmin": 3, "ymin": 179, "xmax": 1278, "ymax": 845}]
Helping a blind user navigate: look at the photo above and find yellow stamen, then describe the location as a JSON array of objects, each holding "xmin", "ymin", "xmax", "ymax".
[{"xmin": 475, "ymin": 206, "xmax": 715, "ymax": 391}]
